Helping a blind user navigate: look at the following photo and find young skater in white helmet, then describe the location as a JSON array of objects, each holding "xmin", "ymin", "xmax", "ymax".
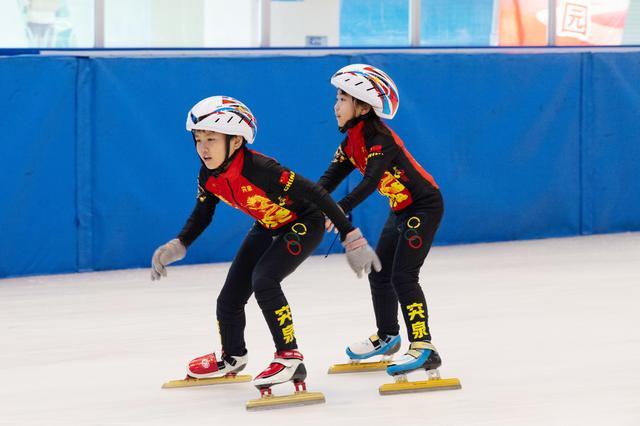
[
  {"xmin": 151, "ymin": 95, "xmax": 380, "ymax": 396},
  {"xmin": 318, "ymin": 64, "xmax": 445, "ymax": 377}
]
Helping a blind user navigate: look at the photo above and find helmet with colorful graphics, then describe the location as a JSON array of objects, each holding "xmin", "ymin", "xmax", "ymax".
[
  {"xmin": 186, "ymin": 95, "xmax": 258, "ymax": 143},
  {"xmin": 330, "ymin": 64, "xmax": 400, "ymax": 120}
]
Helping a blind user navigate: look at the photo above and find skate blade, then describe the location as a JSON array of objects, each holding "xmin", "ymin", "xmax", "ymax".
[
  {"xmin": 328, "ymin": 361, "xmax": 391, "ymax": 374},
  {"xmin": 162, "ymin": 374, "xmax": 252, "ymax": 389},
  {"xmin": 246, "ymin": 391, "xmax": 325, "ymax": 411},
  {"xmin": 379, "ymin": 377, "xmax": 461, "ymax": 395}
]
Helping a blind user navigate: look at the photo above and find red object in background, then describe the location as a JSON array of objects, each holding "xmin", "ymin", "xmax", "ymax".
[{"xmin": 498, "ymin": 0, "xmax": 630, "ymax": 46}]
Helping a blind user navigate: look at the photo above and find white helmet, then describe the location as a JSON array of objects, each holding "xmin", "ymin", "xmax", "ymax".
[
  {"xmin": 330, "ymin": 64, "xmax": 400, "ymax": 119},
  {"xmin": 186, "ymin": 95, "xmax": 258, "ymax": 143}
]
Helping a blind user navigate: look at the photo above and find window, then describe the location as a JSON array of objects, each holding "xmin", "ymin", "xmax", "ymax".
[
  {"xmin": 2, "ymin": 0, "xmax": 640, "ymax": 49},
  {"xmin": 340, "ymin": 0, "xmax": 410, "ymax": 47},
  {"xmin": 420, "ymin": 0, "xmax": 494, "ymax": 46},
  {"xmin": 0, "ymin": 0, "xmax": 93, "ymax": 48},
  {"xmin": 270, "ymin": 0, "xmax": 339, "ymax": 47}
]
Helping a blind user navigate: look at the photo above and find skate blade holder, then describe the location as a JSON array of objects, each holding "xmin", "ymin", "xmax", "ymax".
[
  {"xmin": 246, "ymin": 381, "xmax": 325, "ymax": 411},
  {"xmin": 379, "ymin": 369, "xmax": 462, "ymax": 395},
  {"xmin": 162, "ymin": 372, "xmax": 252, "ymax": 389},
  {"xmin": 328, "ymin": 355, "xmax": 394, "ymax": 374}
]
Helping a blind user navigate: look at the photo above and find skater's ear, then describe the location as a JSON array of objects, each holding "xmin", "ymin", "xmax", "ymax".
[
  {"xmin": 354, "ymin": 98, "xmax": 371, "ymax": 117},
  {"xmin": 230, "ymin": 135, "xmax": 245, "ymax": 150}
]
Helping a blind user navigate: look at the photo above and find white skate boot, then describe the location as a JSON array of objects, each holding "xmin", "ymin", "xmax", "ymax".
[
  {"xmin": 247, "ymin": 349, "xmax": 325, "ymax": 410},
  {"xmin": 346, "ymin": 333, "xmax": 401, "ymax": 360},
  {"xmin": 328, "ymin": 333, "xmax": 401, "ymax": 374},
  {"xmin": 253, "ymin": 349, "xmax": 307, "ymax": 393}
]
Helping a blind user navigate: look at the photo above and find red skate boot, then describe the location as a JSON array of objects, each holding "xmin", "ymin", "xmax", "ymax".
[
  {"xmin": 162, "ymin": 351, "xmax": 250, "ymax": 389},
  {"xmin": 187, "ymin": 351, "xmax": 248, "ymax": 379}
]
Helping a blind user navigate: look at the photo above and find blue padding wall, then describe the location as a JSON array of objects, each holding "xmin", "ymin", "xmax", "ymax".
[
  {"xmin": 1, "ymin": 51, "xmax": 639, "ymax": 277},
  {"xmin": 0, "ymin": 57, "xmax": 78, "ymax": 277},
  {"xmin": 583, "ymin": 52, "xmax": 640, "ymax": 234}
]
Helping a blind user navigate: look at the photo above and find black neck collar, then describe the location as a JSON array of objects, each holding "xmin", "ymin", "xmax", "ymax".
[{"xmin": 339, "ymin": 110, "xmax": 376, "ymax": 133}]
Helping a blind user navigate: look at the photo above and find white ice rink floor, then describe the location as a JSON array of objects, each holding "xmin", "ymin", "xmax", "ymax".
[{"xmin": 2, "ymin": 233, "xmax": 639, "ymax": 426}]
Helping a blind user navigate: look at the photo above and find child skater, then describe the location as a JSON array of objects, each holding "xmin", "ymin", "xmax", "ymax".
[
  {"xmin": 318, "ymin": 64, "xmax": 445, "ymax": 377},
  {"xmin": 151, "ymin": 96, "xmax": 380, "ymax": 396}
]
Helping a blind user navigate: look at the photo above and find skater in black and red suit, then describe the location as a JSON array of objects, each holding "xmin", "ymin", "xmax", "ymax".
[
  {"xmin": 150, "ymin": 96, "xmax": 380, "ymax": 393},
  {"xmin": 318, "ymin": 64, "xmax": 445, "ymax": 377}
]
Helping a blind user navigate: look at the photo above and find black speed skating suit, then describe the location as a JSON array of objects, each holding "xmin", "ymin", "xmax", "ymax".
[
  {"xmin": 178, "ymin": 146, "xmax": 354, "ymax": 355},
  {"xmin": 318, "ymin": 112, "xmax": 443, "ymax": 342}
]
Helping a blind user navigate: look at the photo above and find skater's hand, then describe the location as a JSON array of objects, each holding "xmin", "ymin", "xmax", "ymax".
[
  {"xmin": 342, "ymin": 228, "xmax": 382, "ymax": 278},
  {"xmin": 325, "ymin": 216, "xmax": 339, "ymax": 234},
  {"xmin": 325, "ymin": 205, "xmax": 345, "ymax": 234},
  {"xmin": 151, "ymin": 239, "xmax": 186, "ymax": 281}
]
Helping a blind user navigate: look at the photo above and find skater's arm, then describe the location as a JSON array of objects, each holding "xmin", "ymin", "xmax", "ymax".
[
  {"xmin": 337, "ymin": 133, "xmax": 398, "ymax": 213},
  {"xmin": 317, "ymin": 142, "xmax": 354, "ymax": 193},
  {"xmin": 253, "ymin": 153, "xmax": 355, "ymax": 239},
  {"xmin": 286, "ymin": 172, "xmax": 355, "ymax": 239},
  {"xmin": 151, "ymin": 176, "xmax": 217, "ymax": 281},
  {"xmin": 176, "ymin": 182, "xmax": 219, "ymax": 247}
]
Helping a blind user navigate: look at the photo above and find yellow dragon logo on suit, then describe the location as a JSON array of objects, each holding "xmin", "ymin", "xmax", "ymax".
[
  {"xmin": 378, "ymin": 171, "xmax": 410, "ymax": 208},
  {"xmin": 245, "ymin": 195, "xmax": 294, "ymax": 228}
]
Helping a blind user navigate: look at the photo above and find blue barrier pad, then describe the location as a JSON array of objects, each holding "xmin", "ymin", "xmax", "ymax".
[
  {"xmin": 2, "ymin": 51, "xmax": 639, "ymax": 277},
  {"xmin": 582, "ymin": 52, "xmax": 640, "ymax": 234},
  {"xmin": 0, "ymin": 56, "xmax": 78, "ymax": 276}
]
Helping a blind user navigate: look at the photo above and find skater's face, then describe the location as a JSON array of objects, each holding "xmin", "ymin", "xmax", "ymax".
[
  {"xmin": 193, "ymin": 130, "xmax": 243, "ymax": 170},
  {"xmin": 334, "ymin": 89, "xmax": 371, "ymax": 128}
]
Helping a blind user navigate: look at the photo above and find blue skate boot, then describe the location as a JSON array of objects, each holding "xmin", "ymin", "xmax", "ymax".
[
  {"xmin": 380, "ymin": 341, "xmax": 461, "ymax": 394},
  {"xmin": 346, "ymin": 333, "xmax": 401, "ymax": 361},
  {"xmin": 386, "ymin": 341, "xmax": 441, "ymax": 376}
]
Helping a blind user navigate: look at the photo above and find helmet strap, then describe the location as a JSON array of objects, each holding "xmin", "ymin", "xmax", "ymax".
[{"xmin": 224, "ymin": 134, "xmax": 232, "ymax": 162}]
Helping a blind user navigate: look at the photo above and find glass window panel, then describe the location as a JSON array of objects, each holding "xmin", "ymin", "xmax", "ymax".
[
  {"xmin": 624, "ymin": 0, "xmax": 640, "ymax": 44},
  {"xmin": 0, "ymin": 0, "xmax": 93, "ymax": 48},
  {"xmin": 340, "ymin": 0, "xmax": 410, "ymax": 47},
  {"xmin": 496, "ymin": 0, "xmax": 548, "ymax": 46},
  {"xmin": 105, "ymin": 0, "xmax": 204, "ymax": 47},
  {"xmin": 104, "ymin": 0, "xmax": 260, "ymax": 48},
  {"xmin": 420, "ymin": 0, "xmax": 494, "ymax": 46},
  {"xmin": 203, "ymin": 0, "xmax": 260, "ymax": 47},
  {"xmin": 554, "ymin": 0, "xmax": 632, "ymax": 46},
  {"xmin": 270, "ymin": 0, "xmax": 340, "ymax": 47},
  {"xmin": 496, "ymin": 0, "xmax": 637, "ymax": 46}
]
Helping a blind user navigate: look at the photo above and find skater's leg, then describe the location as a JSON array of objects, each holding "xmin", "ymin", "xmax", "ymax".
[
  {"xmin": 391, "ymin": 207, "xmax": 443, "ymax": 343},
  {"xmin": 369, "ymin": 211, "xmax": 401, "ymax": 338},
  {"xmin": 385, "ymin": 205, "xmax": 444, "ymax": 376},
  {"xmin": 217, "ymin": 223, "xmax": 272, "ymax": 355},
  {"xmin": 251, "ymin": 212, "xmax": 324, "ymax": 351},
  {"xmin": 188, "ymin": 224, "xmax": 272, "ymax": 379},
  {"xmin": 251, "ymin": 212, "xmax": 324, "ymax": 389},
  {"xmin": 345, "ymin": 212, "xmax": 402, "ymax": 360}
]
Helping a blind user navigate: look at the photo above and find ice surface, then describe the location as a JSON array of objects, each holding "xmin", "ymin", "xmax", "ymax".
[{"xmin": 2, "ymin": 233, "xmax": 639, "ymax": 425}]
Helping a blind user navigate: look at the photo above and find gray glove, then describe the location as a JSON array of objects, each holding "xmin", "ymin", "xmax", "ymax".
[
  {"xmin": 342, "ymin": 228, "xmax": 382, "ymax": 278},
  {"xmin": 151, "ymin": 238, "xmax": 186, "ymax": 281}
]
